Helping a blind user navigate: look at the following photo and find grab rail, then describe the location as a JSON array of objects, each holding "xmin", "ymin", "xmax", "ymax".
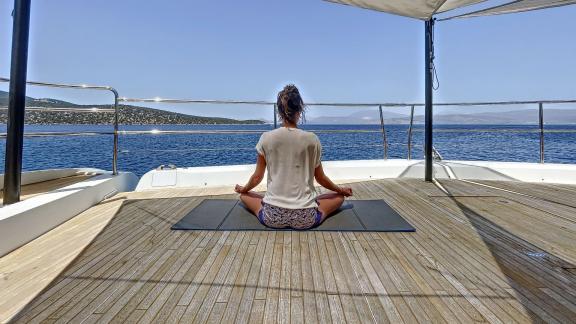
[{"xmin": 432, "ymin": 146, "xmax": 443, "ymax": 161}]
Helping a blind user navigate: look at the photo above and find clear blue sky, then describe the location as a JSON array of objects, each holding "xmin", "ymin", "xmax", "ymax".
[{"xmin": 1, "ymin": 1, "xmax": 575, "ymax": 119}]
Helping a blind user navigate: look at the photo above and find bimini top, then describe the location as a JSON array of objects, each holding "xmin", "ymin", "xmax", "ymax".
[
  {"xmin": 325, "ymin": 0, "xmax": 576, "ymax": 20},
  {"xmin": 444, "ymin": 0, "xmax": 576, "ymax": 20}
]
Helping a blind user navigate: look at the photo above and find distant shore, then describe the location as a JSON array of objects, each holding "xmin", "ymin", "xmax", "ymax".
[{"xmin": 1, "ymin": 123, "xmax": 576, "ymax": 128}]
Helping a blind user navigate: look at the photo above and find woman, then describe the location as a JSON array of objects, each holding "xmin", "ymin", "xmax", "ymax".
[{"xmin": 235, "ymin": 84, "xmax": 352, "ymax": 230}]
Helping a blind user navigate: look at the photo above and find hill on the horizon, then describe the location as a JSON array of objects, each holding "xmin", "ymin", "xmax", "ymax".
[
  {"xmin": 308, "ymin": 107, "xmax": 576, "ymax": 125},
  {"xmin": 308, "ymin": 110, "xmax": 408, "ymax": 124},
  {"xmin": 0, "ymin": 90, "xmax": 264, "ymax": 125}
]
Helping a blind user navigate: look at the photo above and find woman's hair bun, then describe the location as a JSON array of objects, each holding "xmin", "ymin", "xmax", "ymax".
[{"xmin": 277, "ymin": 84, "xmax": 305, "ymax": 124}]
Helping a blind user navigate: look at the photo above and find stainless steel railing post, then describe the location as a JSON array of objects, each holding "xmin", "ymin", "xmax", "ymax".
[
  {"xmin": 0, "ymin": 77, "xmax": 120, "ymax": 175},
  {"xmin": 407, "ymin": 105, "xmax": 414, "ymax": 160},
  {"xmin": 111, "ymin": 89, "xmax": 120, "ymax": 175},
  {"xmin": 378, "ymin": 105, "xmax": 388, "ymax": 159},
  {"xmin": 539, "ymin": 102, "xmax": 544, "ymax": 164},
  {"xmin": 273, "ymin": 103, "xmax": 278, "ymax": 129}
]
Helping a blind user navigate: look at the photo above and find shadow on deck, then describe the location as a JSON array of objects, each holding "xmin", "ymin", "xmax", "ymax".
[
  {"xmin": 434, "ymin": 179, "xmax": 576, "ymax": 323},
  {"xmin": 5, "ymin": 179, "xmax": 576, "ymax": 323}
]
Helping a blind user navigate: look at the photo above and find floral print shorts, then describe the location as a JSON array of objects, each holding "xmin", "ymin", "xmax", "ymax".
[{"xmin": 258, "ymin": 202, "xmax": 322, "ymax": 230}]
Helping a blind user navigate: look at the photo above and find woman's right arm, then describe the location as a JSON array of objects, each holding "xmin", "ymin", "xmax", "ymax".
[{"xmin": 314, "ymin": 163, "xmax": 353, "ymax": 196}]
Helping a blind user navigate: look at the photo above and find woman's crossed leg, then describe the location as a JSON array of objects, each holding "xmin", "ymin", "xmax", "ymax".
[
  {"xmin": 239, "ymin": 191, "xmax": 264, "ymax": 216},
  {"xmin": 239, "ymin": 191, "xmax": 345, "ymax": 227},
  {"xmin": 316, "ymin": 192, "xmax": 345, "ymax": 222}
]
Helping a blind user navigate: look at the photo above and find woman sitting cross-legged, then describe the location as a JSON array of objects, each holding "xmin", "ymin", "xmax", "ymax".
[{"xmin": 235, "ymin": 84, "xmax": 352, "ymax": 230}]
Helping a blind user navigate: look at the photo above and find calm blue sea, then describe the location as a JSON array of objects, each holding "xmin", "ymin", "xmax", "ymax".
[{"xmin": 0, "ymin": 124, "xmax": 575, "ymax": 177}]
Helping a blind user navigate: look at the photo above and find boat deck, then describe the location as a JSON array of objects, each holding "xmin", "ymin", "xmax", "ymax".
[
  {"xmin": 1, "ymin": 178, "xmax": 575, "ymax": 323},
  {"xmin": 0, "ymin": 174, "xmax": 94, "ymax": 206}
]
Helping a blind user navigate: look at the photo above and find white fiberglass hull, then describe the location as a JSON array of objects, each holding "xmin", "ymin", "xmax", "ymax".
[
  {"xmin": 0, "ymin": 169, "xmax": 138, "ymax": 257},
  {"xmin": 136, "ymin": 159, "xmax": 576, "ymax": 191}
]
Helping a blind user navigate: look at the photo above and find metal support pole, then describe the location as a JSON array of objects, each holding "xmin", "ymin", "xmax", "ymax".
[
  {"xmin": 424, "ymin": 19, "xmax": 434, "ymax": 182},
  {"xmin": 273, "ymin": 104, "xmax": 277, "ymax": 128},
  {"xmin": 539, "ymin": 103, "xmax": 544, "ymax": 163},
  {"xmin": 3, "ymin": 0, "xmax": 32, "ymax": 205},
  {"xmin": 378, "ymin": 105, "xmax": 388, "ymax": 159},
  {"xmin": 112, "ymin": 90, "xmax": 119, "ymax": 175},
  {"xmin": 407, "ymin": 105, "xmax": 414, "ymax": 160}
]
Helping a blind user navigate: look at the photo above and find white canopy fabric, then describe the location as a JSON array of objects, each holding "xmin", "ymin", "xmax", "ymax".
[
  {"xmin": 324, "ymin": 0, "xmax": 488, "ymax": 19},
  {"xmin": 325, "ymin": 0, "xmax": 576, "ymax": 20},
  {"xmin": 442, "ymin": 0, "xmax": 576, "ymax": 19}
]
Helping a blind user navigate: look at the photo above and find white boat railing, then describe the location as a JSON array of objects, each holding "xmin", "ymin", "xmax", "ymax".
[{"xmin": 2, "ymin": 77, "xmax": 576, "ymax": 171}]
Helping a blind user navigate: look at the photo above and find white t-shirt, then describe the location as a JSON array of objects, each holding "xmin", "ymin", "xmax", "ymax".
[{"xmin": 255, "ymin": 127, "xmax": 322, "ymax": 209}]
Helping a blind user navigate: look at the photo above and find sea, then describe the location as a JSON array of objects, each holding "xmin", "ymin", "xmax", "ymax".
[{"xmin": 1, "ymin": 124, "xmax": 575, "ymax": 177}]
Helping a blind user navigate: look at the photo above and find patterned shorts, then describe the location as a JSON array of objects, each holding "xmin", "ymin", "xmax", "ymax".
[{"xmin": 258, "ymin": 202, "xmax": 322, "ymax": 230}]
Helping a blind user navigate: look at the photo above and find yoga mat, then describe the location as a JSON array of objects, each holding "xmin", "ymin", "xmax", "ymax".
[{"xmin": 172, "ymin": 199, "xmax": 415, "ymax": 232}]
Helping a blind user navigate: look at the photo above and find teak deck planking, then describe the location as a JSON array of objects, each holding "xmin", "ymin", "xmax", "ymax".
[{"xmin": 0, "ymin": 178, "xmax": 575, "ymax": 323}]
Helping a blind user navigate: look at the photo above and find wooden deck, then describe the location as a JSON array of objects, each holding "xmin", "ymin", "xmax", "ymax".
[
  {"xmin": 0, "ymin": 174, "xmax": 94, "ymax": 205},
  {"xmin": 1, "ymin": 179, "xmax": 575, "ymax": 323}
]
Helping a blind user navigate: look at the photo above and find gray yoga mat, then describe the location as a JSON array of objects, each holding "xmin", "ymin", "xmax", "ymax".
[{"xmin": 172, "ymin": 199, "xmax": 415, "ymax": 232}]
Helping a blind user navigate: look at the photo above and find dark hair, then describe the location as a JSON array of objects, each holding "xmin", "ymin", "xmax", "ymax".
[{"xmin": 276, "ymin": 84, "xmax": 305, "ymax": 124}]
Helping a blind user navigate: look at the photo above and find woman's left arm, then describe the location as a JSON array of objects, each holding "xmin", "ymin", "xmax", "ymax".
[{"xmin": 235, "ymin": 154, "xmax": 266, "ymax": 193}]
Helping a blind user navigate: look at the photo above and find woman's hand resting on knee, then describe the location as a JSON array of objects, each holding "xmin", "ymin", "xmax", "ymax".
[
  {"xmin": 336, "ymin": 186, "xmax": 353, "ymax": 197},
  {"xmin": 235, "ymin": 184, "xmax": 248, "ymax": 194}
]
